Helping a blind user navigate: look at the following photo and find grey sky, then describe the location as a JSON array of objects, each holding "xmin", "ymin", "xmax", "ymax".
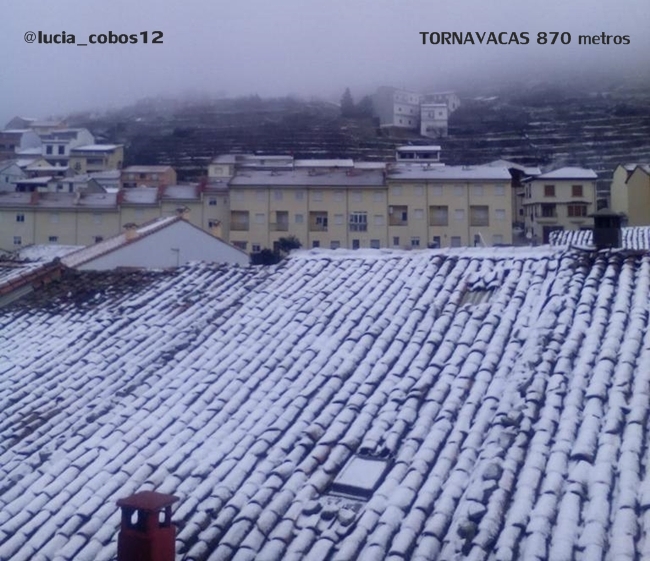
[{"xmin": 1, "ymin": 0, "xmax": 648, "ymax": 125}]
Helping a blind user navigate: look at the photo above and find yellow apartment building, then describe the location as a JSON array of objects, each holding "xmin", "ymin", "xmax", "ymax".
[
  {"xmin": 69, "ymin": 145, "xmax": 124, "ymax": 174},
  {"xmin": 228, "ymin": 169, "xmax": 387, "ymax": 251},
  {"xmin": 610, "ymin": 164, "xmax": 650, "ymax": 226},
  {"xmin": 226, "ymin": 165, "xmax": 514, "ymax": 251},
  {"xmin": 522, "ymin": 167, "xmax": 598, "ymax": 243},
  {"xmin": 386, "ymin": 165, "xmax": 513, "ymax": 248},
  {"xmin": 0, "ymin": 185, "xmax": 228, "ymax": 251}
]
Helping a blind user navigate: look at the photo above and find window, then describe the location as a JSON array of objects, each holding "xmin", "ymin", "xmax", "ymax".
[
  {"xmin": 374, "ymin": 214, "xmax": 385, "ymax": 226},
  {"xmin": 256, "ymin": 190, "xmax": 266, "ymax": 202},
  {"xmin": 411, "ymin": 237, "xmax": 421, "ymax": 247},
  {"xmin": 48, "ymin": 236, "xmax": 58, "ymax": 243},
  {"xmin": 470, "ymin": 206, "xmax": 489, "ymax": 227},
  {"xmin": 231, "ymin": 211, "xmax": 250, "ymax": 231},
  {"xmin": 373, "ymin": 191, "xmax": 384, "ymax": 202},
  {"xmin": 295, "ymin": 213, "xmax": 304, "ymax": 224},
  {"xmin": 312, "ymin": 190, "xmax": 323, "ymax": 202},
  {"xmin": 295, "ymin": 190, "xmax": 305, "ymax": 201},
  {"xmin": 334, "ymin": 191, "xmax": 344, "ymax": 202},
  {"xmin": 252, "ymin": 243, "xmax": 261, "ymax": 253},
  {"xmin": 451, "ymin": 236, "xmax": 462, "ymax": 247},
  {"xmin": 351, "ymin": 190, "xmax": 363, "ymax": 203},
  {"xmin": 330, "ymin": 241, "xmax": 341, "ymax": 249},
  {"xmin": 13, "ymin": 236, "xmax": 21, "ymax": 246},
  {"xmin": 568, "ymin": 205, "xmax": 587, "ymax": 217},
  {"xmin": 495, "ymin": 185, "xmax": 506, "ymax": 196},
  {"xmin": 544, "ymin": 185, "xmax": 556, "ymax": 197},
  {"xmin": 414, "ymin": 209, "xmax": 424, "ymax": 220},
  {"xmin": 93, "ymin": 213, "xmax": 102, "ymax": 225},
  {"xmin": 334, "ymin": 214, "xmax": 344, "ymax": 226},
  {"xmin": 94, "ymin": 236, "xmax": 103, "ymax": 243},
  {"xmin": 495, "ymin": 209, "xmax": 506, "ymax": 221},
  {"xmin": 572, "ymin": 185, "xmax": 583, "ymax": 197},
  {"xmin": 352, "ymin": 239, "xmax": 360, "ymax": 249},
  {"xmin": 310, "ymin": 212, "xmax": 328, "ymax": 231},
  {"xmin": 471, "ymin": 185, "xmax": 484, "ymax": 196},
  {"xmin": 454, "ymin": 185, "xmax": 464, "ymax": 196},
  {"xmin": 151, "ymin": 173, "xmax": 159, "ymax": 180},
  {"xmin": 415, "ymin": 186, "xmax": 424, "ymax": 196},
  {"xmin": 541, "ymin": 204, "xmax": 557, "ymax": 218},
  {"xmin": 431, "ymin": 185, "xmax": 443, "ymax": 197},
  {"xmin": 454, "ymin": 209, "xmax": 465, "ymax": 221},
  {"xmin": 370, "ymin": 239, "xmax": 380, "ymax": 249},
  {"xmin": 16, "ymin": 213, "xmax": 25, "ymax": 223},
  {"xmin": 349, "ymin": 212, "xmax": 368, "ymax": 231},
  {"xmin": 393, "ymin": 236, "xmax": 400, "ymax": 246},
  {"xmin": 208, "ymin": 198, "xmax": 217, "ymax": 206},
  {"xmin": 254, "ymin": 213, "xmax": 265, "ymax": 225},
  {"xmin": 233, "ymin": 241, "xmax": 248, "ymax": 250},
  {"xmin": 58, "ymin": 145, "xmax": 65, "ymax": 155},
  {"xmin": 46, "ymin": 145, "xmax": 53, "ymax": 155},
  {"xmin": 312, "ymin": 240, "xmax": 320, "ymax": 248},
  {"xmin": 388, "ymin": 205, "xmax": 408, "ymax": 226},
  {"xmin": 430, "ymin": 206, "xmax": 448, "ymax": 226},
  {"xmin": 232, "ymin": 191, "xmax": 244, "ymax": 202},
  {"xmin": 273, "ymin": 190, "xmax": 283, "ymax": 201},
  {"xmin": 49, "ymin": 213, "xmax": 59, "ymax": 224},
  {"xmin": 391, "ymin": 185, "xmax": 403, "ymax": 196}
]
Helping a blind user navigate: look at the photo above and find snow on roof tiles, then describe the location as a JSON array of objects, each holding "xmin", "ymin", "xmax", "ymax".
[
  {"xmin": 1, "ymin": 247, "xmax": 650, "ymax": 559},
  {"xmin": 536, "ymin": 167, "xmax": 598, "ymax": 180},
  {"xmin": 550, "ymin": 226, "xmax": 650, "ymax": 249}
]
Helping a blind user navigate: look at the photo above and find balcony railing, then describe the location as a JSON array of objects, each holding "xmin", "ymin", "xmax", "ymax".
[
  {"xmin": 270, "ymin": 222, "xmax": 289, "ymax": 232},
  {"xmin": 230, "ymin": 222, "xmax": 250, "ymax": 231}
]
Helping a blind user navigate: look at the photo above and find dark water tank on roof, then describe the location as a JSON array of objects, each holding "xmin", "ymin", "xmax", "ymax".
[{"xmin": 590, "ymin": 208, "xmax": 623, "ymax": 249}]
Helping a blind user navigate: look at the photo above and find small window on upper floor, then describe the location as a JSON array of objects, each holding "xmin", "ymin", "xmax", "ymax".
[
  {"xmin": 209, "ymin": 198, "xmax": 217, "ymax": 206},
  {"xmin": 572, "ymin": 184, "xmax": 583, "ymax": 197},
  {"xmin": 544, "ymin": 184, "xmax": 556, "ymax": 197}
]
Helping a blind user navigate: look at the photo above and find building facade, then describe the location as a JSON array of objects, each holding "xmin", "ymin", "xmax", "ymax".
[
  {"xmin": 610, "ymin": 164, "xmax": 650, "ymax": 226},
  {"xmin": 121, "ymin": 165, "xmax": 177, "ymax": 189},
  {"xmin": 523, "ymin": 167, "xmax": 598, "ymax": 243}
]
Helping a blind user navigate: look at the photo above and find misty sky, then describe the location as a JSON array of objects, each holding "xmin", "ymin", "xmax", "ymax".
[{"xmin": 1, "ymin": 0, "xmax": 648, "ymax": 125}]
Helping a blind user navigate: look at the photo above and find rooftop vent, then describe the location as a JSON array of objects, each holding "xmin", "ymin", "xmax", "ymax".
[
  {"xmin": 591, "ymin": 208, "xmax": 623, "ymax": 249},
  {"xmin": 116, "ymin": 491, "xmax": 179, "ymax": 561}
]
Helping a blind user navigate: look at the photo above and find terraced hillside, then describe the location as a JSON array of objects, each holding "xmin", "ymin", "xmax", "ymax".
[{"xmin": 70, "ymin": 83, "xmax": 650, "ymax": 187}]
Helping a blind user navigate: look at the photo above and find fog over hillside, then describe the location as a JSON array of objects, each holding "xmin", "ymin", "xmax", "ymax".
[{"xmin": 1, "ymin": 0, "xmax": 648, "ymax": 124}]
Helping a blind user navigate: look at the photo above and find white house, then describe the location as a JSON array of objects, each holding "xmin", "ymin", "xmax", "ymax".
[{"xmin": 62, "ymin": 214, "xmax": 250, "ymax": 270}]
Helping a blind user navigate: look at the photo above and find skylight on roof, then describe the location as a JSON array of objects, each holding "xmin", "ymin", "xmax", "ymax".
[{"xmin": 330, "ymin": 456, "xmax": 391, "ymax": 499}]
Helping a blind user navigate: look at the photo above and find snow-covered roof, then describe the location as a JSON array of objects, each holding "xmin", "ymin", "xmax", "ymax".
[
  {"xmin": 294, "ymin": 159, "xmax": 354, "ymax": 168},
  {"xmin": 0, "ymin": 244, "xmax": 80, "ymax": 298},
  {"xmin": 550, "ymin": 226, "xmax": 650, "ymax": 249},
  {"xmin": 388, "ymin": 164, "xmax": 511, "ymax": 181},
  {"xmin": 230, "ymin": 168, "xmax": 385, "ymax": 187},
  {"xmin": 70, "ymin": 144, "xmax": 121, "ymax": 152},
  {"xmin": 396, "ymin": 145, "xmax": 442, "ymax": 152},
  {"xmin": 61, "ymin": 215, "xmax": 181, "ymax": 268},
  {"xmin": 163, "ymin": 184, "xmax": 199, "ymax": 200},
  {"xmin": 486, "ymin": 159, "xmax": 542, "ymax": 176},
  {"xmin": 535, "ymin": 167, "xmax": 598, "ymax": 180},
  {"xmin": 121, "ymin": 187, "xmax": 159, "ymax": 204},
  {"xmin": 2, "ymin": 246, "xmax": 650, "ymax": 559},
  {"xmin": 122, "ymin": 165, "xmax": 174, "ymax": 173}
]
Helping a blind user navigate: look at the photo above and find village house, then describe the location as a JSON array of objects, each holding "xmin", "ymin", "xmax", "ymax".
[
  {"xmin": 523, "ymin": 166, "xmax": 598, "ymax": 243},
  {"xmin": 610, "ymin": 164, "xmax": 650, "ymax": 226}
]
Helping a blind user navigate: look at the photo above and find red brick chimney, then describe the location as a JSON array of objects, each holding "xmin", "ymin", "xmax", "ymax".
[{"xmin": 116, "ymin": 491, "xmax": 179, "ymax": 561}]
